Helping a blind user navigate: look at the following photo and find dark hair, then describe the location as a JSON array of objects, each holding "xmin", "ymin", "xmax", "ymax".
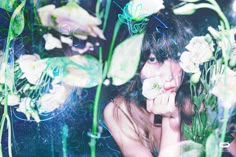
[{"xmin": 117, "ymin": 9, "xmax": 193, "ymax": 107}]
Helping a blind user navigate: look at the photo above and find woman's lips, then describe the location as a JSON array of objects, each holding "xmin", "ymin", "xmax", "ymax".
[{"xmin": 164, "ymin": 86, "xmax": 176, "ymax": 92}]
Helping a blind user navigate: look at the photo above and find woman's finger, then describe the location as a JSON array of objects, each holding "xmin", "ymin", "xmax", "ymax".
[{"xmin": 146, "ymin": 98, "xmax": 154, "ymax": 113}]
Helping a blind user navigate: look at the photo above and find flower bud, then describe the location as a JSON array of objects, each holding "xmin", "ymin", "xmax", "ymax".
[
  {"xmin": 190, "ymin": 72, "xmax": 201, "ymax": 83},
  {"xmin": 173, "ymin": 3, "xmax": 197, "ymax": 15}
]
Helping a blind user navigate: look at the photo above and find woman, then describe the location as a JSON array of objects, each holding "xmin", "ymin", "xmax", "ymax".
[{"xmin": 103, "ymin": 10, "xmax": 193, "ymax": 157}]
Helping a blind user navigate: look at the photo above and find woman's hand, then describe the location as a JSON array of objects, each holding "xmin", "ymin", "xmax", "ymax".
[{"xmin": 146, "ymin": 91, "xmax": 179, "ymax": 118}]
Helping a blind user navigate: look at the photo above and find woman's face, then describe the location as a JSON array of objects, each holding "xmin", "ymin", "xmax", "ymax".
[{"xmin": 140, "ymin": 53, "xmax": 183, "ymax": 92}]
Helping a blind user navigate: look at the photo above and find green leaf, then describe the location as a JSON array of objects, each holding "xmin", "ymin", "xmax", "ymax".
[
  {"xmin": 107, "ymin": 33, "xmax": 144, "ymax": 85},
  {"xmin": 8, "ymin": 0, "xmax": 26, "ymax": 41},
  {"xmin": 0, "ymin": 0, "xmax": 17, "ymax": 12},
  {"xmin": 182, "ymin": 122, "xmax": 192, "ymax": 140},
  {"xmin": 192, "ymin": 94, "xmax": 204, "ymax": 109},
  {"xmin": 206, "ymin": 130, "xmax": 219, "ymax": 157},
  {"xmin": 45, "ymin": 54, "xmax": 103, "ymax": 88},
  {"xmin": 180, "ymin": 140, "xmax": 204, "ymax": 157}
]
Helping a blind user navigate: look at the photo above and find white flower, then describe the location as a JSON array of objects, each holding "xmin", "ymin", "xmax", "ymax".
[
  {"xmin": 180, "ymin": 51, "xmax": 200, "ymax": 73},
  {"xmin": 1, "ymin": 94, "xmax": 20, "ymax": 106},
  {"xmin": 38, "ymin": 2, "xmax": 105, "ymax": 40},
  {"xmin": 17, "ymin": 98, "xmax": 40, "ymax": 123},
  {"xmin": 17, "ymin": 54, "xmax": 47, "ymax": 85},
  {"xmin": 37, "ymin": 4, "xmax": 55, "ymax": 26},
  {"xmin": 142, "ymin": 76, "xmax": 165, "ymax": 99},
  {"xmin": 211, "ymin": 67, "xmax": 236, "ymax": 108},
  {"xmin": 190, "ymin": 71, "xmax": 201, "ymax": 83},
  {"xmin": 60, "ymin": 36, "xmax": 73, "ymax": 46},
  {"xmin": 38, "ymin": 84, "xmax": 72, "ymax": 113},
  {"xmin": 43, "ymin": 33, "xmax": 62, "ymax": 50},
  {"xmin": 127, "ymin": 0, "xmax": 164, "ymax": 21},
  {"xmin": 185, "ymin": 36, "xmax": 214, "ymax": 64}
]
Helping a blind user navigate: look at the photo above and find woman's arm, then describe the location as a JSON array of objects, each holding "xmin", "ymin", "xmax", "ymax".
[
  {"xmin": 158, "ymin": 116, "xmax": 181, "ymax": 157},
  {"xmin": 147, "ymin": 92, "xmax": 181, "ymax": 157},
  {"xmin": 104, "ymin": 100, "xmax": 153, "ymax": 157}
]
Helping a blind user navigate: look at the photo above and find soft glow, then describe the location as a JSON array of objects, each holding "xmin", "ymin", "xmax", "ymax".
[{"xmin": 233, "ymin": 0, "xmax": 236, "ymax": 12}]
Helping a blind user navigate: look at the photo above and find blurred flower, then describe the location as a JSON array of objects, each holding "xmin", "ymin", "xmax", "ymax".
[
  {"xmin": 38, "ymin": 2, "xmax": 105, "ymax": 40},
  {"xmin": 17, "ymin": 97, "xmax": 40, "ymax": 123},
  {"xmin": 60, "ymin": 36, "xmax": 73, "ymax": 46},
  {"xmin": 185, "ymin": 36, "xmax": 214, "ymax": 64},
  {"xmin": 17, "ymin": 54, "xmax": 47, "ymax": 85},
  {"xmin": 37, "ymin": 4, "xmax": 55, "ymax": 26},
  {"xmin": 38, "ymin": 84, "xmax": 72, "ymax": 113},
  {"xmin": 0, "ymin": 94, "xmax": 20, "ymax": 106},
  {"xmin": 190, "ymin": 71, "xmax": 201, "ymax": 84},
  {"xmin": 180, "ymin": 51, "xmax": 200, "ymax": 74},
  {"xmin": 173, "ymin": 3, "xmax": 197, "ymax": 15},
  {"xmin": 43, "ymin": 33, "xmax": 62, "ymax": 50},
  {"xmin": 211, "ymin": 67, "xmax": 236, "ymax": 108},
  {"xmin": 127, "ymin": 0, "xmax": 164, "ymax": 21},
  {"xmin": 142, "ymin": 76, "xmax": 165, "ymax": 99}
]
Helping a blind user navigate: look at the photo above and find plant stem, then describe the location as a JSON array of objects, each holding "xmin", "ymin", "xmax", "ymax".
[
  {"xmin": 96, "ymin": 0, "xmax": 102, "ymax": 19},
  {"xmin": 0, "ymin": 20, "xmax": 12, "ymax": 157},
  {"xmin": 106, "ymin": 20, "xmax": 122, "ymax": 75},
  {"xmin": 102, "ymin": 0, "xmax": 112, "ymax": 32},
  {"xmin": 195, "ymin": 3, "xmax": 230, "ymax": 30},
  {"xmin": 62, "ymin": 124, "xmax": 68, "ymax": 157},
  {"xmin": 90, "ymin": 47, "xmax": 103, "ymax": 157},
  {"xmin": 217, "ymin": 108, "xmax": 229, "ymax": 157}
]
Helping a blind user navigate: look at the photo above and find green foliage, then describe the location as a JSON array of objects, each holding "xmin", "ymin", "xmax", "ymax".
[
  {"xmin": 45, "ymin": 54, "xmax": 103, "ymax": 88},
  {"xmin": 180, "ymin": 141, "xmax": 204, "ymax": 157},
  {"xmin": 206, "ymin": 130, "xmax": 219, "ymax": 157},
  {"xmin": 107, "ymin": 33, "xmax": 144, "ymax": 85},
  {"xmin": 8, "ymin": 0, "xmax": 26, "ymax": 41},
  {"xmin": 0, "ymin": 0, "xmax": 17, "ymax": 12}
]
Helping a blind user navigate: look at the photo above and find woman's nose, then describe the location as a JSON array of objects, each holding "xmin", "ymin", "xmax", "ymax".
[{"xmin": 160, "ymin": 60, "xmax": 173, "ymax": 81}]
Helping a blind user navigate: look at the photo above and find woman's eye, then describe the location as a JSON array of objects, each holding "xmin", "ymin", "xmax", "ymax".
[{"xmin": 148, "ymin": 57, "xmax": 158, "ymax": 63}]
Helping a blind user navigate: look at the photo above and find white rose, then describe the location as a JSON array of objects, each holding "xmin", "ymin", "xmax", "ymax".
[
  {"xmin": 38, "ymin": 84, "xmax": 72, "ymax": 113},
  {"xmin": 186, "ymin": 36, "xmax": 214, "ymax": 64},
  {"xmin": 37, "ymin": 4, "xmax": 55, "ymax": 26},
  {"xmin": 180, "ymin": 51, "xmax": 200, "ymax": 73},
  {"xmin": 43, "ymin": 33, "xmax": 62, "ymax": 50},
  {"xmin": 127, "ymin": 0, "xmax": 164, "ymax": 21},
  {"xmin": 38, "ymin": 2, "xmax": 105, "ymax": 40},
  {"xmin": 211, "ymin": 67, "xmax": 236, "ymax": 108},
  {"xmin": 17, "ymin": 54, "xmax": 47, "ymax": 85},
  {"xmin": 142, "ymin": 76, "xmax": 165, "ymax": 99}
]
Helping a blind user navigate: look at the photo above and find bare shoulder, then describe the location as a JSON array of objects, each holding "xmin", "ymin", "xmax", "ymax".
[
  {"xmin": 103, "ymin": 96, "xmax": 133, "ymax": 134},
  {"xmin": 103, "ymin": 97, "xmax": 153, "ymax": 157}
]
